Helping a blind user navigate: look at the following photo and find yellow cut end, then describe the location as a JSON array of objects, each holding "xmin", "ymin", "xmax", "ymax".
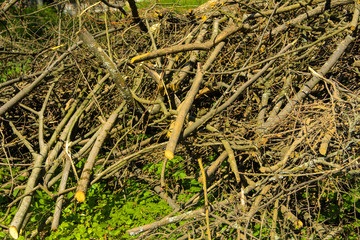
[
  {"xmin": 165, "ymin": 150, "xmax": 174, "ymax": 160},
  {"xmin": 295, "ymin": 220, "xmax": 303, "ymax": 229},
  {"xmin": 50, "ymin": 44, "xmax": 65, "ymax": 50},
  {"xmin": 130, "ymin": 53, "xmax": 150, "ymax": 64},
  {"xmin": 9, "ymin": 226, "xmax": 18, "ymax": 239},
  {"xmin": 75, "ymin": 191, "xmax": 86, "ymax": 203}
]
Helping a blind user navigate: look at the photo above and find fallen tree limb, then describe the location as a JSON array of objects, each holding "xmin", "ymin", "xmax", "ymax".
[
  {"xmin": 78, "ymin": 29, "xmax": 143, "ymax": 113},
  {"xmin": 131, "ymin": 24, "xmax": 249, "ymax": 63},
  {"xmin": 75, "ymin": 102, "xmax": 126, "ymax": 202},
  {"xmin": 165, "ymin": 41, "xmax": 226, "ymax": 160}
]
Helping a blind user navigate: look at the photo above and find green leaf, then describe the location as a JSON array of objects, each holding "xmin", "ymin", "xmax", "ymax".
[
  {"xmin": 189, "ymin": 186, "xmax": 202, "ymax": 193},
  {"xmin": 173, "ymin": 171, "xmax": 187, "ymax": 180},
  {"xmin": 67, "ymin": 191, "xmax": 74, "ymax": 199},
  {"xmin": 12, "ymin": 189, "xmax": 20, "ymax": 197}
]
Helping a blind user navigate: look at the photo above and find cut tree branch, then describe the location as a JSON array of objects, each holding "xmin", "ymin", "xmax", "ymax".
[{"xmin": 131, "ymin": 24, "xmax": 250, "ymax": 63}]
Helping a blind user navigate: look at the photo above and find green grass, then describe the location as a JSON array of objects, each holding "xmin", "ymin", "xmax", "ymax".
[
  {"xmin": 0, "ymin": 60, "xmax": 31, "ymax": 83},
  {"xmin": 45, "ymin": 183, "xmax": 172, "ymax": 239}
]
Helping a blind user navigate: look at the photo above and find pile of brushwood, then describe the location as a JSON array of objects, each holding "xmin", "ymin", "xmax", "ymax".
[{"xmin": 1, "ymin": 0, "xmax": 360, "ymax": 239}]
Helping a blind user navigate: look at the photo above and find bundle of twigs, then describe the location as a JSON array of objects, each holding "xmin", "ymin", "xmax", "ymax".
[{"xmin": 1, "ymin": 0, "xmax": 360, "ymax": 239}]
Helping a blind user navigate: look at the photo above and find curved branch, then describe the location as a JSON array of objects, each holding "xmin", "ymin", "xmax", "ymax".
[{"xmin": 131, "ymin": 24, "xmax": 250, "ymax": 64}]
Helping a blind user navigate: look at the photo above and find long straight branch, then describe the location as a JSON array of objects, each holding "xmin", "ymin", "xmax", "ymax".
[
  {"xmin": 75, "ymin": 102, "xmax": 126, "ymax": 202},
  {"xmin": 39, "ymin": 82, "xmax": 56, "ymax": 153},
  {"xmin": 51, "ymin": 156, "xmax": 71, "ymax": 230},
  {"xmin": 78, "ymin": 29, "xmax": 143, "ymax": 113},
  {"xmin": 8, "ymin": 144, "xmax": 49, "ymax": 239}
]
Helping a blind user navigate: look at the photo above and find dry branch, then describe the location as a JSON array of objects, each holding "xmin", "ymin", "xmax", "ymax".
[
  {"xmin": 206, "ymin": 125, "xmax": 239, "ymax": 183},
  {"xmin": 280, "ymin": 205, "xmax": 303, "ymax": 229},
  {"xmin": 259, "ymin": 122, "xmax": 313, "ymax": 173},
  {"xmin": 0, "ymin": 43, "xmax": 79, "ymax": 117},
  {"xmin": 198, "ymin": 151, "xmax": 228, "ymax": 184},
  {"xmin": 8, "ymin": 144, "xmax": 48, "ymax": 239},
  {"xmin": 78, "ymin": 29, "xmax": 143, "ymax": 113},
  {"xmin": 167, "ymin": 23, "xmax": 209, "ymax": 90},
  {"xmin": 128, "ymin": 177, "xmax": 269, "ymax": 237},
  {"xmin": 51, "ymin": 156, "xmax": 71, "ymax": 230},
  {"xmin": 75, "ymin": 102, "xmax": 126, "ymax": 202},
  {"xmin": 154, "ymin": 186, "xmax": 180, "ymax": 210},
  {"xmin": 242, "ymin": 0, "xmax": 325, "ymax": 20},
  {"xmin": 127, "ymin": 208, "xmax": 206, "ymax": 236},
  {"xmin": 350, "ymin": 0, "xmax": 360, "ymax": 31},
  {"xmin": 1, "ymin": 0, "xmax": 18, "ymax": 13},
  {"xmin": 183, "ymin": 40, "xmax": 296, "ymax": 137},
  {"xmin": 131, "ymin": 24, "xmax": 249, "ymax": 63},
  {"xmin": 244, "ymin": 184, "xmax": 272, "ymax": 235},
  {"xmin": 264, "ymin": 0, "xmax": 353, "ymax": 38},
  {"xmin": 260, "ymin": 35, "xmax": 354, "ymax": 133},
  {"xmin": 165, "ymin": 41, "xmax": 225, "ymax": 160},
  {"xmin": 198, "ymin": 158, "xmax": 211, "ymax": 240}
]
